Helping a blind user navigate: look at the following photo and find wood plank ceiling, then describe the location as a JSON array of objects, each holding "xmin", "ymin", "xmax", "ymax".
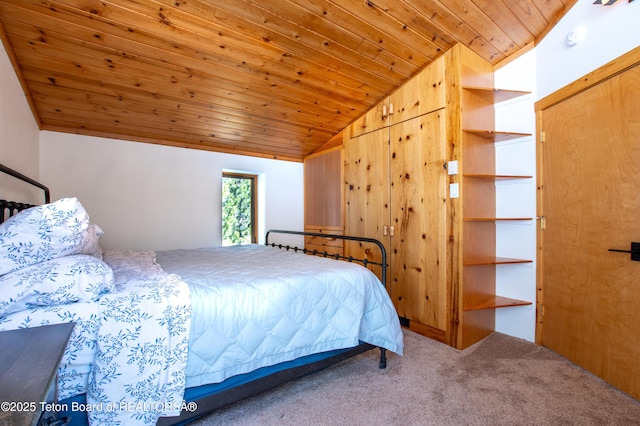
[{"xmin": 0, "ymin": 0, "xmax": 576, "ymax": 161}]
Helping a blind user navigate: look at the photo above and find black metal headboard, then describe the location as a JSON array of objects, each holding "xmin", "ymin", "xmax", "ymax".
[{"xmin": 0, "ymin": 163, "xmax": 50, "ymax": 223}]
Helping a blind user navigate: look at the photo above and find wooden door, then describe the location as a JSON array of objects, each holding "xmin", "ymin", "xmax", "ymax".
[
  {"xmin": 344, "ymin": 127, "xmax": 390, "ymax": 282},
  {"xmin": 538, "ymin": 59, "xmax": 640, "ymax": 400},
  {"xmin": 389, "ymin": 111, "xmax": 447, "ymax": 332}
]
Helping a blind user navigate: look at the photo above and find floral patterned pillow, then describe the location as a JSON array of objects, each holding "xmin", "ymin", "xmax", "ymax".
[
  {"xmin": 0, "ymin": 254, "xmax": 115, "ymax": 317},
  {"xmin": 82, "ymin": 223, "xmax": 105, "ymax": 260},
  {"xmin": 0, "ymin": 198, "xmax": 102, "ymax": 276}
]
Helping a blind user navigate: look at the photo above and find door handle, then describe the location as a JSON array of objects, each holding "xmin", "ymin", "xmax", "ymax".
[{"xmin": 608, "ymin": 242, "xmax": 640, "ymax": 261}]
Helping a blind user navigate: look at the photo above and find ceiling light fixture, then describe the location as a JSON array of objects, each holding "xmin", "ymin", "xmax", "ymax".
[{"xmin": 593, "ymin": 0, "xmax": 635, "ymax": 4}]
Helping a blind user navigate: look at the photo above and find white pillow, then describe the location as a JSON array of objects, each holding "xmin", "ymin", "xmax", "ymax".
[
  {"xmin": 82, "ymin": 223, "xmax": 104, "ymax": 260},
  {"xmin": 0, "ymin": 254, "xmax": 115, "ymax": 317},
  {"xmin": 0, "ymin": 198, "xmax": 103, "ymax": 275}
]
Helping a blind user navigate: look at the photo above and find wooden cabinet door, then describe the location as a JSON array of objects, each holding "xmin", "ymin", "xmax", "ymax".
[
  {"xmin": 304, "ymin": 148, "xmax": 343, "ymax": 228},
  {"xmin": 344, "ymin": 127, "xmax": 390, "ymax": 283},
  {"xmin": 389, "ymin": 111, "xmax": 447, "ymax": 331},
  {"xmin": 389, "ymin": 55, "xmax": 445, "ymax": 126},
  {"xmin": 418, "ymin": 54, "xmax": 446, "ymax": 116},
  {"xmin": 389, "ymin": 75, "xmax": 421, "ymax": 126},
  {"xmin": 349, "ymin": 99, "xmax": 389, "ymax": 138},
  {"xmin": 538, "ymin": 60, "xmax": 640, "ymax": 400},
  {"xmin": 304, "ymin": 148, "xmax": 344, "ymax": 256}
]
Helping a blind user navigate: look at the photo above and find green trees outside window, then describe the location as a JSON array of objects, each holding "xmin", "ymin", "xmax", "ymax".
[{"xmin": 222, "ymin": 173, "xmax": 257, "ymax": 246}]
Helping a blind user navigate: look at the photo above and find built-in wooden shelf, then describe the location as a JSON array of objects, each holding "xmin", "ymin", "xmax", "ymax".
[
  {"xmin": 464, "ymin": 217, "xmax": 533, "ymax": 222},
  {"xmin": 463, "ymin": 87, "xmax": 531, "ymax": 103},
  {"xmin": 464, "ymin": 296, "xmax": 533, "ymax": 311},
  {"xmin": 463, "ymin": 256, "xmax": 533, "ymax": 266},
  {"xmin": 463, "ymin": 174, "xmax": 533, "ymax": 180},
  {"xmin": 463, "ymin": 129, "xmax": 532, "ymax": 142}
]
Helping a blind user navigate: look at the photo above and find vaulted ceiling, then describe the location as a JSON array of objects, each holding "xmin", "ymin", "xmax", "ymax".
[{"xmin": 0, "ymin": 0, "xmax": 577, "ymax": 161}]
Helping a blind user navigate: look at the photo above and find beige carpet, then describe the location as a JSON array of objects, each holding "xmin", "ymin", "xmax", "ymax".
[{"xmin": 190, "ymin": 330, "xmax": 640, "ymax": 425}]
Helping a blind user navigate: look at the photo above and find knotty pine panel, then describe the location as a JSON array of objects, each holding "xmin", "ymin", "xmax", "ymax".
[{"xmin": 389, "ymin": 111, "xmax": 447, "ymax": 331}]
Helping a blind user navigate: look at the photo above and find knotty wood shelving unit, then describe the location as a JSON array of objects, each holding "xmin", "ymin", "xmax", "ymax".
[{"xmin": 452, "ymin": 58, "xmax": 534, "ymax": 348}]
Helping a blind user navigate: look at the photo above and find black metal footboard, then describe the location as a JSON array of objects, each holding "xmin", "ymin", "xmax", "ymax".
[
  {"xmin": 265, "ymin": 229, "xmax": 389, "ymax": 369},
  {"xmin": 265, "ymin": 229, "xmax": 389, "ymax": 289}
]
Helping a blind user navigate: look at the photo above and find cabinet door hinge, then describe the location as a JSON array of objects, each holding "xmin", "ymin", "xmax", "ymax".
[
  {"xmin": 537, "ymin": 216, "xmax": 546, "ymax": 230},
  {"xmin": 540, "ymin": 130, "xmax": 546, "ymax": 143}
]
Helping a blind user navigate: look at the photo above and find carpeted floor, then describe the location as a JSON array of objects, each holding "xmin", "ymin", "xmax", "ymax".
[{"xmin": 190, "ymin": 330, "xmax": 640, "ymax": 425}]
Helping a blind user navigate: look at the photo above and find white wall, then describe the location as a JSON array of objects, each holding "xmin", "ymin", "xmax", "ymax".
[
  {"xmin": 0, "ymin": 38, "xmax": 40, "ymax": 204},
  {"xmin": 537, "ymin": 0, "xmax": 640, "ymax": 99},
  {"xmin": 40, "ymin": 132, "xmax": 304, "ymax": 251}
]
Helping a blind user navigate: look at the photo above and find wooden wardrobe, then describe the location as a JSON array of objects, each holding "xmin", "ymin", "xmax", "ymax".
[{"xmin": 307, "ymin": 43, "xmax": 532, "ymax": 349}]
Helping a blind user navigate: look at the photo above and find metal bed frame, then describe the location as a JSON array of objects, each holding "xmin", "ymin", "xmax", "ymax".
[
  {"xmin": 265, "ymin": 228, "xmax": 388, "ymax": 292},
  {"xmin": 0, "ymin": 163, "xmax": 50, "ymax": 223},
  {"xmin": 1, "ymin": 163, "xmax": 392, "ymax": 425}
]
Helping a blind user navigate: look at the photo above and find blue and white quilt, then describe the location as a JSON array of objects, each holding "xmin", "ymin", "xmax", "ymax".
[
  {"xmin": 156, "ymin": 244, "xmax": 404, "ymax": 388},
  {"xmin": 87, "ymin": 251, "xmax": 191, "ymax": 424}
]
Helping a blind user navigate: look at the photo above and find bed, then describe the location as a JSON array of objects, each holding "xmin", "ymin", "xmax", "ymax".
[{"xmin": 0, "ymin": 163, "xmax": 404, "ymax": 425}]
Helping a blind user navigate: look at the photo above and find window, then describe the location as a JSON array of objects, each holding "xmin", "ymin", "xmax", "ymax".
[{"xmin": 222, "ymin": 172, "xmax": 257, "ymax": 246}]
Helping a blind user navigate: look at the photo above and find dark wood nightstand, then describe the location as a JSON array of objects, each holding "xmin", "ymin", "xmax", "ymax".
[{"xmin": 0, "ymin": 323, "xmax": 75, "ymax": 426}]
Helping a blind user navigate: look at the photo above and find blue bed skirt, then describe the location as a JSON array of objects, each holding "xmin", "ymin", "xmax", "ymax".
[{"xmin": 57, "ymin": 346, "xmax": 361, "ymax": 425}]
